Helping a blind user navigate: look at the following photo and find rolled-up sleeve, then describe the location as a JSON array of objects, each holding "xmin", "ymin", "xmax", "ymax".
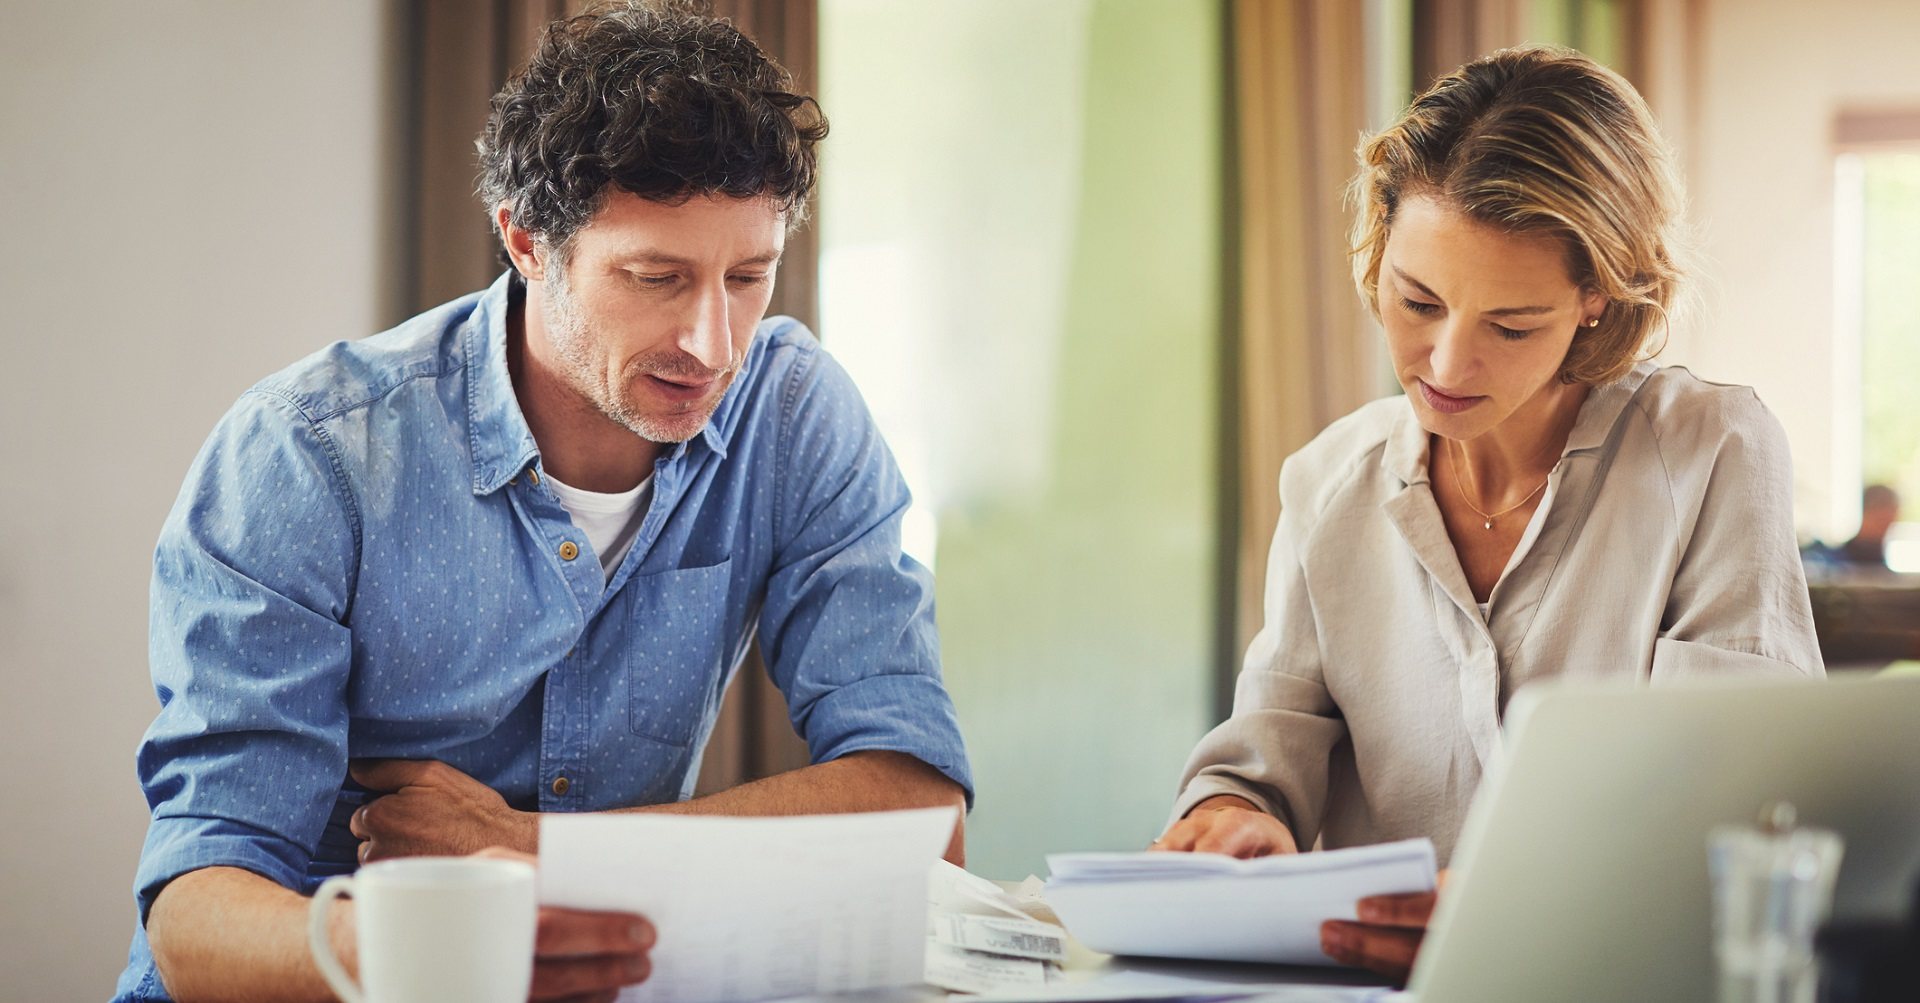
[
  {"xmin": 1653, "ymin": 390, "xmax": 1823, "ymax": 680},
  {"xmin": 1171, "ymin": 456, "xmax": 1347, "ymax": 845},
  {"xmin": 757, "ymin": 346, "xmax": 973, "ymax": 804},
  {"xmin": 133, "ymin": 389, "xmax": 359, "ymax": 921}
]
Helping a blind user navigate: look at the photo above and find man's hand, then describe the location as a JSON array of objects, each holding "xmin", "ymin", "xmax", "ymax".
[
  {"xmin": 1151, "ymin": 795, "xmax": 1299, "ymax": 858},
  {"xmin": 350, "ymin": 759, "xmax": 536, "ymax": 861},
  {"xmin": 1319, "ymin": 870, "xmax": 1448, "ymax": 985},
  {"xmin": 475, "ymin": 849, "xmax": 655, "ymax": 1002}
]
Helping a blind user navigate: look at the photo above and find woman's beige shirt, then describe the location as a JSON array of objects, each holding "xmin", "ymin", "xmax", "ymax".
[{"xmin": 1172, "ymin": 364, "xmax": 1823, "ymax": 865}]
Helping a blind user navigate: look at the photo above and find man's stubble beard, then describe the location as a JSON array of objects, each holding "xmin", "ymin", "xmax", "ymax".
[{"xmin": 541, "ymin": 264, "xmax": 739, "ymax": 445}]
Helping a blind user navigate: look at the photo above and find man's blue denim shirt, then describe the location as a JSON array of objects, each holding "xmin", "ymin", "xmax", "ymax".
[{"xmin": 116, "ymin": 273, "xmax": 972, "ymax": 1001}]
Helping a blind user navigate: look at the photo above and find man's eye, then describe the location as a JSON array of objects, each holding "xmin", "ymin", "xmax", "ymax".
[
  {"xmin": 631, "ymin": 273, "xmax": 677, "ymax": 288},
  {"xmin": 729, "ymin": 274, "xmax": 768, "ymax": 286}
]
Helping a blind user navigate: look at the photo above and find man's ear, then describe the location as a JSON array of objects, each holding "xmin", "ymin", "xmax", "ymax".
[{"xmin": 497, "ymin": 206, "xmax": 546, "ymax": 282}]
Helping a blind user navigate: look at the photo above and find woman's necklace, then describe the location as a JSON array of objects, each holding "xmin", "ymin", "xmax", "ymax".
[{"xmin": 1449, "ymin": 435, "xmax": 1551, "ymax": 530}]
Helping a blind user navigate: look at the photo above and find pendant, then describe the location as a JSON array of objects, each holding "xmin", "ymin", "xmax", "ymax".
[{"xmin": 1484, "ymin": 520, "xmax": 1494, "ymax": 530}]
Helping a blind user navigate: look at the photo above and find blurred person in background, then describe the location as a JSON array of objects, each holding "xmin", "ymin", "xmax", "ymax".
[
  {"xmin": 119, "ymin": 4, "xmax": 969, "ymax": 1001},
  {"xmin": 1841, "ymin": 484, "xmax": 1901, "ymax": 567},
  {"xmin": 1154, "ymin": 46, "xmax": 1822, "ymax": 984}
]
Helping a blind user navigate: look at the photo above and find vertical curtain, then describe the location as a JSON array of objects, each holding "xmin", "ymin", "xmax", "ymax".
[
  {"xmin": 1411, "ymin": 0, "xmax": 1527, "ymax": 91},
  {"xmin": 398, "ymin": 0, "xmax": 573, "ymax": 319},
  {"xmin": 1411, "ymin": 0, "xmax": 1700, "ymax": 162},
  {"xmin": 1621, "ymin": 0, "xmax": 1705, "ymax": 195},
  {"xmin": 1229, "ymin": 0, "xmax": 1382, "ymax": 667},
  {"xmin": 397, "ymin": 0, "xmax": 819, "ymax": 796}
]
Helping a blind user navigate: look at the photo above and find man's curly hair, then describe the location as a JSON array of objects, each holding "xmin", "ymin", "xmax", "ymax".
[{"xmin": 476, "ymin": 1, "xmax": 828, "ymax": 257}]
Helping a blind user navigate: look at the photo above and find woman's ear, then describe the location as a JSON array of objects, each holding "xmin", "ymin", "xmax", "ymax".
[{"xmin": 1579, "ymin": 287, "xmax": 1609, "ymax": 326}]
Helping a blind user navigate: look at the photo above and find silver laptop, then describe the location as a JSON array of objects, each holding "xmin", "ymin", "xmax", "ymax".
[{"xmin": 1410, "ymin": 673, "xmax": 1920, "ymax": 1003}]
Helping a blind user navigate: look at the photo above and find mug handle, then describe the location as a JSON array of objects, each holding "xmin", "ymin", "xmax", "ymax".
[{"xmin": 308, "ymin": 875, "xmax": 364, "ymax": 1003}]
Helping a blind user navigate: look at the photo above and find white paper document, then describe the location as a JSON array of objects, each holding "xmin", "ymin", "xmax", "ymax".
[
  {"xmin": 923, "ymin": 859, "xmax": 1069, "ymax": 993},
  {"xmin": 541, "ymin": 807, "xmax": 957, "ymax": 1003},
  {"xmin": 924, "ymin": 938, "xmax": 1053, "ymax": 995},
  {"xmin": 929, "ymin": 859, "xmax": 1033, "ymax": 920},
  {"xmin": 930, "ymin": 912, "xmax": 1068, "ymax": 963},
  {"xmin": 1042, "ymin": 839, "xmax": 1437, "ymax": 966}
]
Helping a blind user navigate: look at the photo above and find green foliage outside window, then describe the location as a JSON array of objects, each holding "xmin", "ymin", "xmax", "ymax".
[{"xmin": 1861, "ymin": 154, "xmax": 1920, "ymax": 512}]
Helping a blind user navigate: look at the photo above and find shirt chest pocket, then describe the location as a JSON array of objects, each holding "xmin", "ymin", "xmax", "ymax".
[{"xmin": 626, "ymin": 557, "xmax": 734, "ymax": 745}]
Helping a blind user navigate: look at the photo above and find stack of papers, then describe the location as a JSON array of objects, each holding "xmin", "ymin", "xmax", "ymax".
[
  {"xmin": 1043, "ymin": 840, "xmax": 1437, "ymax": 966},
  {"xmin": 925, "ymin": 861, "xmax": 1069, "ymax": 994},
  {"xmin": 541, "ymin": 807, "xmax": 957, "ymax": 1003}
]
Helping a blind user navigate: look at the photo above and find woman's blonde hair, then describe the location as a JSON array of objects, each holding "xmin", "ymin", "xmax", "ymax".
[{"xmin": 1349, "ymin": 46, "xmax": 1689, "ymax": 385}]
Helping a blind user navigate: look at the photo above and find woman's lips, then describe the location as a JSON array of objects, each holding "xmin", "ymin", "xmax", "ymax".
[{"xmin": 1417, "ymin": 378, "xmax": 1486, "ymax": 414}]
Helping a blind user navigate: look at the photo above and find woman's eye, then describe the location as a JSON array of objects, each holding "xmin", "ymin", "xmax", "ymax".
[
  {"xmin": 1400, "ymin": 297, "xmax": 1440, "ymax": 316},
  {"xmin": 1494, "ymin": 324, "xmax": 1533, "ymax": 341},
  {"xmin": 631, "ymin": 273, "xmax": 678, "ymax": 288}
]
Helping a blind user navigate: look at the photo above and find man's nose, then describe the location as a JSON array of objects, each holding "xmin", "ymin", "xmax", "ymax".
[{"xmin": 678, "ymin": 280, "xmax": 733, "ymax": 372}]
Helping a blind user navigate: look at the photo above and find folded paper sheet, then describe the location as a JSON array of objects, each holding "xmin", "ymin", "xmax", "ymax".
[
  {"xmin": 541, "ymin": 807, "xmax": 957, "ymax": 1003},
  {"xmin": 1043, "ymin": 839, "xmax": 1437, "ymax": 966}
]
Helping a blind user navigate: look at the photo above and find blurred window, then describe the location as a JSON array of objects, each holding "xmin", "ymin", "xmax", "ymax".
[
  {"xmin": 817, "ymin": 0, "xmax": 1227, "ymax": 876},
  {"xmin": 1847, "ymin": 152, "xmax": 1920, "ymax": 571}
]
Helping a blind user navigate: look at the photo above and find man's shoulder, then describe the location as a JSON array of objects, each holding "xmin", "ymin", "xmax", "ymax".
[
  {"xmin": 246, "ymin": 290, "xmax": 483, "ymax": 427},
  {"xmin": 715, "ymin": 314, "xmax": 837, "ymax": 430},
  {"xmin": 742, "ymin": 314, "xmax": 824, "ymax": 388}
]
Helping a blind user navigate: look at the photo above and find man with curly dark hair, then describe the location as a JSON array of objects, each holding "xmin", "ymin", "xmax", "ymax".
[{"xmin": 118, "ymin": 5, "xmax": 972, "ymax": 1001}]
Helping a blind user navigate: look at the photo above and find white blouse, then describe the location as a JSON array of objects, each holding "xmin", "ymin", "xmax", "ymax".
[{"xmin": 1172, "ymin": 363, "xmax": 1824, "ymax": 865}]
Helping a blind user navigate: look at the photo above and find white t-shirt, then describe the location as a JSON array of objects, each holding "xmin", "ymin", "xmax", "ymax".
[{"xmin": 543, "ymin": 470, "xmax": 654, "ymax": 580}]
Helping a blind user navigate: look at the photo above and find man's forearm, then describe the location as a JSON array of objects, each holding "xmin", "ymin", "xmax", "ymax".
[
  {"xmin": 147, "ymin": 866, "xmax": 350, "ymax": 1003},
  {"xmin": 356, "ymin": 751, "xmax": 969, "ymax": 865},
  {"xmin": 614, "ymin": 750, "xmax": 968, "ymax": 864}
]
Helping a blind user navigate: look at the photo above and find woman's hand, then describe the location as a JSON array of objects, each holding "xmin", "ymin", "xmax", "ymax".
[
  {"xmin": 1150, "ymin": 795, "xmax": 1299, "ymax": 858},
  {"xmin": 1319, "ymin": 870, "xmax": 1448, "ymax": 985}
]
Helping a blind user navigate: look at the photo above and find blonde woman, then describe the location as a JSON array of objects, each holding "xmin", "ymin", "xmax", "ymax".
[{"xmin": 1155, "ymin": 47, "xmax": 1822, "ymax": 980}]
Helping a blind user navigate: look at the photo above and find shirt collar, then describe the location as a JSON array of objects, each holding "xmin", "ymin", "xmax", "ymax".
[
  {"xmin": 465, "ymin": 272, "xmax": 737, "ymax": 496},
  {"xmin": 1381, "ymin": 360, "xmax": 1657, "ymax": 487},
  {"xmin": 466, "ymin": 273, "xmax": 540, "ymax": 495}
]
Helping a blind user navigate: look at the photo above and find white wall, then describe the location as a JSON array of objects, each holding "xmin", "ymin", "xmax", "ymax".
[
  {"xmin": 1675, "ymin": 0, "xmax": 1920, "ymax": 540},
  {"xmin": 0, "ymin": 3, "xmax": 390, "ymax": 996}
]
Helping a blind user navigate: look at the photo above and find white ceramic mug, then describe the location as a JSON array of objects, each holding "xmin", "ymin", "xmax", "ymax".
[{"xmin": 307, "ymin": 856, "xmax": 538, "ymax": 1003}]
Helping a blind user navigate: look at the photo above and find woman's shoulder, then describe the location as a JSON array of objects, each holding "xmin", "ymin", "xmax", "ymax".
[
  {"xmin": 1613, "ymin": 365, "xmax": 1795, "ymax": 515},
  {"xmin": 1279, "ymin": 395, "xmax": 1409, "ymax": 509},
  {"xmin": 1624, "ymin": 364, "xmax": 1789, "ymax": 459}
]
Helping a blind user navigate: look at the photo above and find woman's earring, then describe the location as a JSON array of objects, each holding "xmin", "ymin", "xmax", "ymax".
[{"xmin": 1585, "ymin": 317, "xmax": 1601, "ymax": 328}]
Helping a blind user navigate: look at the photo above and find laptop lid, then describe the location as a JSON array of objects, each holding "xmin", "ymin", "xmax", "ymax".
[{"xmin": 1409, "ymin": 673, "xmax": 1920, "ymax": 1003}]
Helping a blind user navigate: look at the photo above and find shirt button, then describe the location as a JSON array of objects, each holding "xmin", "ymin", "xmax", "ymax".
[
  {"xmin": 558, "ymin": 541, "xmax": 579, "ymax": 561},
  {"xmin": 530, "ymin": 468, "xmax": 542, "ymax": 486},
  {"xmin": 552, "ymin": 775, "xmax": 571, "ymax": 796}
]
